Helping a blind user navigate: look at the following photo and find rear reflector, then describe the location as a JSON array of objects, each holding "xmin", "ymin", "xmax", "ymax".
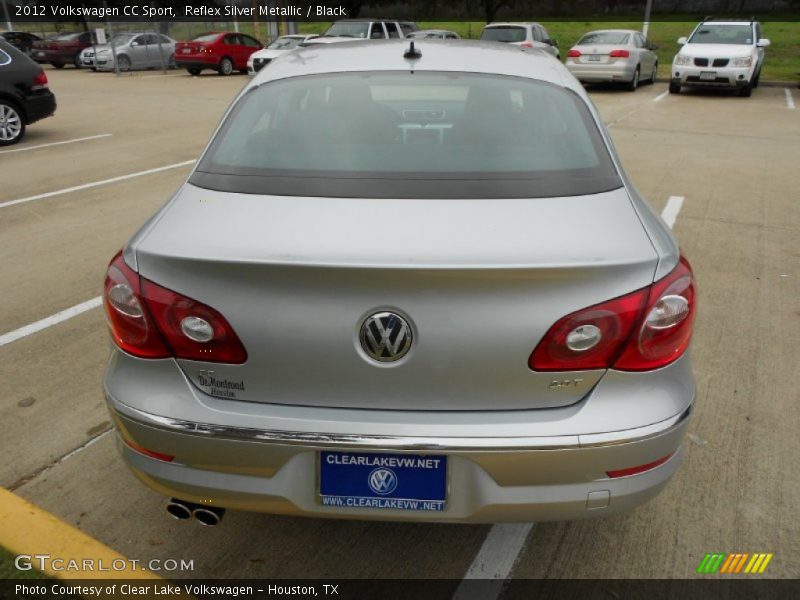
[
  {"xmin": 607, "ymin": 453, "xmax": 674, "ymax": 478},
  {"xmin": 122, "ymin": 438, "xmax": 174, "ymax": 462}
]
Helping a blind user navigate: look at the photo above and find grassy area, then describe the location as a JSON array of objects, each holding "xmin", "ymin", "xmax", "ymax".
[
  {"xmin": 298, "ymin": 20, "xmax": 800, "ymax": 82},
  {"xmin": 0, "ymin": 546, "xmax": 45, "ymax": 579}
]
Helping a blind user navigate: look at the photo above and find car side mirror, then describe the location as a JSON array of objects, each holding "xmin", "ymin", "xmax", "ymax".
[
  {"xmin": 757, "ymin": 38, "xmax": 771, "ymax": 47},
  {"xmin": 677, "ymin": 37, "xmax": 687, "ymax": 45}
]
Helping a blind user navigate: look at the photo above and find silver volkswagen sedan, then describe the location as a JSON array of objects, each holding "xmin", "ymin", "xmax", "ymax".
[
  {"xmin": 566, "ymin": 29, "xmax": 659, "ymax": 90},
  {"xmin": 103, "ymin": 40, "xmax": 696, "ymax": 525}
]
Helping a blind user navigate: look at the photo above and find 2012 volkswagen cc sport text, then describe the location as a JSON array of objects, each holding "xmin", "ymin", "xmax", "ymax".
[{"xmin": 102, "ymin": 40, "xmax": 697, "ymax": 524}]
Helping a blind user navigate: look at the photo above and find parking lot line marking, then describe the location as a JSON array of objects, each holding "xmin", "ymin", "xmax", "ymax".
[
  {"xmin": 0, "ymin": 160, "xmax": 196, "ymax": 209},
  {"xmin": 0, "ymin": 487, "xmax": 162, "ymax": 580},
  {"xmin": 785, "ymin": 88, "xmax": 796, "ymax": 110},
  {"xmin": 661, "ymin": 196, "xmax": 685, "ymax": 229},
  {"xmin": 0, "ymin": 296, "xmax": 102, "ymax": 347},
  {"xmin": 0, "ymin": 133, "xmax": 112, "ymax": 155},
  {"xmin": 653, "ymin": 90, "xmax": 669, "ymax": 102},
  {"xmin": 452, "ymin": 523, "xmax": 534, "ymax": 599}
]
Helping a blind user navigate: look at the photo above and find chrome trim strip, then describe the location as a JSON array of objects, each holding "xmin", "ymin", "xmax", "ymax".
[{"xmin": 109, "ymin": 399, "xmax": 692, "ymax": 452}]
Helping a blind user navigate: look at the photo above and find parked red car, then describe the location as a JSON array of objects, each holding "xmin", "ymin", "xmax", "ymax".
[
  {"xmin": 31, "ymin": 31, "xmax": 100, "ymax": 69},
  {"xmin": 174, "ymin": 32, "xmax": 262, "ymax": 76}
]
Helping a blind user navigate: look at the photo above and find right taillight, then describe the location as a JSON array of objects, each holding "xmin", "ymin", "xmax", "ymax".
[
  {"xmin": 529, "ymin": 255, "xmax": 696, "ymax": 372},
  {"xmin": 103, "ymin": 251, "xmax": 247, "ymax": 364},
  {"xmin": 609, "ymin": 49, "xmax": 631, "ymax": 58},
  {"xmin": 567, "ymin": 49, "xmax": 581, "ymax": 58}
]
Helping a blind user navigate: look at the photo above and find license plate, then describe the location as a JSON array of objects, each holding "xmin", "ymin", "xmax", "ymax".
[
  {"xmin": 587, "ymin": 55, "xmax": 601, "ymax": 62},
  {"xmin": 37, "ymin": 51, "xmax": 45, "ymax": 57},
  {"xmin": 182, "ymin": 48, "xmax": 191, "ymax": 54},
  {"xmin": 319, "ymin": 451, "xmax": 447, "ymax": 512},
  {"xmin": 700, "ymin": 71, "xmax": 717, "ymax": 80}
]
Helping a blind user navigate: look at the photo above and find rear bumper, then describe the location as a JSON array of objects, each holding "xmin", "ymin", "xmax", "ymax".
[
  {"xmin": 32, "ymin": 49, "xmax": 74, "ymax": 63},
  {"xmin": 24, "ymin": 92, "xmax": 57, "ymax": 124},
  {"xmin": 566, "ymin": 61, "xmax": 637, "ymax": 83},
  {"xmin": 104, "ymin": 349, "xmax": 695, "ymax": 522},
  {"xmin": 174, "ymin": 58, "xmax": 217, "ymax": 70}
]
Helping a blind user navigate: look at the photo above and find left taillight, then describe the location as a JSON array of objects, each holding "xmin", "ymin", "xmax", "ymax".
[
  {"xmin": 31, "ymin": 71, "xmax": 48, "ymax": 91},
  {"xmin": 529, "ymin": 255, "xmax": 697, "ymax": 372},
  {"xmin": 103, "ymin": 251, "xmax": 247, "ymax": 364}
]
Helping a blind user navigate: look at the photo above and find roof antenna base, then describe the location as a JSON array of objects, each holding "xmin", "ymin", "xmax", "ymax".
[{"xmin": 404, "ymin": 41, "xmax": 422, "ymax": 60}]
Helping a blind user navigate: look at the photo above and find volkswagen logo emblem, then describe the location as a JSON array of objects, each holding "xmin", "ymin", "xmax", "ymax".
[
  {"xmin": 368, "ymin": 468, "xmax": 398, "ymax": 495},
  {"xmin": 359, "ymin": 311, "xmax": 413, "ymax": 363}
]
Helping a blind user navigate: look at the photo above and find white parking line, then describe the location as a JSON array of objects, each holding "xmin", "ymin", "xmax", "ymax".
[
  {"xmin": 785, "ymin": 88, "xmax": 796, "ymax": 110},
  {"xmin": 0, "ymin": 133, "xmax": 112, "ymax": 155},
  {"xmin": 0, "ymin": 160, "xmax": 195, "ymax": 209},
  {"xmin": 661, "ymin": 196, "xmax": 685, "ymax": 229},
  {"xmin": 653, "ymin": 90, "xmax": 669, "ymax": 102},
  {"xmin": 0, "ymin": 297, "xmax": 102, "ymax": 347}
]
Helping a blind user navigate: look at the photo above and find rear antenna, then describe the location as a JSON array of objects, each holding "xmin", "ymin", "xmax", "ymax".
[{"xmin": 404, "ymin": 40, "xmax": 422, "ymax": 60}]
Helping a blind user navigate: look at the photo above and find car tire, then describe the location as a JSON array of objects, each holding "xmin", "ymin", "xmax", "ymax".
[
  {"xmin": 117, "ymin": 55, "xmax": 131, "ymax": 72},
  {"xmin": 51, "ymin": 62, "xmax": 64, "ymax": 69},
  {"xmin": 73, "ymin": 52, "xmax": 82, "ymax": 68},
  {"xmin": 187, "ymin": 68, "xmax": 201, "ymax": 76},
  {"xmin": 626, "ymin": 67, "xmax": 640, "ymax": 91},
  {"xmin": 752, "ymin": 70, "xmax": 760, "ymax": 88},
  {"xmin": 669, "ymin": 81, "xmax": 681, "ymax": 94},
  {"xmin": 739, "ymin": 83, "xmax": 753, "ymax": 97},
  {"xmin": 0, "ymin": 101, "xmax": 26, "ymax": 147},
  {"xmin": 218, "ymin": 57, "xmax": 234, "ymax": 76},
  {"xmin": 168, "ymin": 54, "xmax": 176, "ymax": 69},
  {"xmin": 649, "ymin": 62, "xmax": 658, "ymax": 84}
]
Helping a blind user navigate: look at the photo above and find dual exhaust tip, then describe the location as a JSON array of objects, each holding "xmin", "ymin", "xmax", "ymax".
[{"xmin": 166, "ymin": 499, "xmax": 225, "ymax": 526}]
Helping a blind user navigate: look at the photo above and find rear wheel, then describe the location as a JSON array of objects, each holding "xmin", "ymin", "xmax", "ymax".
[
  {"xmin": 0, "ymin": 101, "xmax": 25, "ymax": 146},
  {"xmin": 669, "ymin": 81, "xmax": 681, "ymax": 94},
  {"xmin": 218, "ymin": 57, "xmax": 233, "ymax": 76},
  {"xmin": 626, "ymin": 66, "xmax": 640, "ymax": 91},
  {"xmin": 187, "ymin": 68, "xmax": 201, "ymax": 76},
  {"xmin": 648, "ymin": 61, "xmax": 658, "ymax": 84}
]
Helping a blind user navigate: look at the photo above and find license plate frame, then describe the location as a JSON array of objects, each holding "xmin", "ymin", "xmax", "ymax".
[
  {"xmin": 319, "ymin": 451, "xmax": 447, "ymax": 512},
  {"xmin": 699, "ymin": 71, "xmax": 717, "ymax": 81}
]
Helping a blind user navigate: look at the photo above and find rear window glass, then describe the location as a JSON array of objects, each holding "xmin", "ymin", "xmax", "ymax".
[
  {"xmin": 324, "ymin": 22, "xmax": 371, "ymax": 38},
  {"xmin": 481, "ymin": 27, "xmax": 527, "ymax": 43},
  {"xmin": 268, "ymin": 37, "xmax": 301, "ymax": 50},
  {"xmin": 192, "ymin": 72, "xmax": 621, "ymax": 199},
  {"xmin": 0, "ymin": 48, "xmax": 10, "ymax": 66},
  {"xmin": 578, "ymin": 32, "xmax": 631, "ymax": 45},
  {"xmin": 192, "ymin": 34, "xmax": 221, "ymax": 43}
]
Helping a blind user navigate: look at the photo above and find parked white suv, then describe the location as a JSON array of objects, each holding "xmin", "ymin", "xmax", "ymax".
[{"xmin": 670, "ymin": 19, "xmax": 769, "ymax": 97}]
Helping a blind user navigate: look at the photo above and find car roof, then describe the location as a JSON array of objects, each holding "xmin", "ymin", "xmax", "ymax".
[
  {"xmin": 580, "ymin": 29, "xmax": 639, "ymax": 35},
  {"xmin": 250, "ymin": 39, "xmax": 575, "ymax": 91},
  {"xmin": 486, "ymin": 22, "xmax": 542, "ymax": 27}
]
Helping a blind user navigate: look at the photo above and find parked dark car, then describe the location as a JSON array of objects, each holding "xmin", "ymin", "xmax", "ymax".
[
  {"xmin": 174, "ymin": 32, "xmax": 262, "ymax": 76},
  {"xmin": 31, "ymin": 31, "xmax": 100, "ymax": 69},
  {"xmin": 0, "ymin": 40, "xmax": 56, "ymax": 145},
  {"xmin": 1, "ymin": 32, "xmax": 42, "ymax": 55}
]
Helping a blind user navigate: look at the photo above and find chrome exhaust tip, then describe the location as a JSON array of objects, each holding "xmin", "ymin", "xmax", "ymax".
[
  {"xmin": 165, "ymin": 499, "xmax": 193, "ymax": 521},
  {"xmin": 192, "ymin": 506, "xmax": 225, "ymax": 527}
]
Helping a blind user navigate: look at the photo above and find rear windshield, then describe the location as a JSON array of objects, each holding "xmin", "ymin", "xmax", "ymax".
[
  {"xmin": 191, "ymin": 72, "xmax": 621, "ymax": 199},
  {"xmin": 324, "ymin": 22, "xmax": 371, "ymax": 38},
  {"xmin": 267, "ymin": 36, "xmax": 302, "ymax": 50},
  {"xmin": 192, "ymin": 33, "xmax": 221, "ymax": 43},
  {"xmin": 578, "ymin": 32, "xmax": 631, "ymax": 45},
  {"xmin": 689, "ymin": 24, "xmax": 753, "ymax": 44},
  {"xmin": 481, "ymin": 27, "xmax": 526, "ymax": 43}
]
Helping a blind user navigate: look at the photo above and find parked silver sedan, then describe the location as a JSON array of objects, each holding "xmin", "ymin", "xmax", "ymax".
[
  {"xmin": 90, "ymin": 32, "xmax": 176, "ymax": 72},
  {"xmin": 103, "ymin": 40, "xmax": 696, "ymax": 525},
  {"xmin": 566, "ymin": 29, "xmax": 659, "ymax": 90}
]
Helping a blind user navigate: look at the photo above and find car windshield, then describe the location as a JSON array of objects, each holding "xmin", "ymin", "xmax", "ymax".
[
  {"xmin": 689, "ymin": 24, "xmax": 753, "ymax": 44},
  {"xmin": 578, "ymin": 32, "xmax": 631, "ymax": 45},
  {"xmin": 481, "ymin": 27, "xmax": 527, "ymax": 43},
  {"xmin": 267, "ymin": 37, "xmax": 302, "ymax": 50},
  {"xmin": 324, "ymin": 22, "xmax": 370, "ymax": 38},
  {"xmin": 192, "ymin": 33, "xmax": 221, "ymax": 43},
  {"xmin": 192, "ymin": 72, "xmax": 621, "ymax": 199}
]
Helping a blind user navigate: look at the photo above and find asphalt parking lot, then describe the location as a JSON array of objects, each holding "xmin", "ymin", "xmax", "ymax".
[{"xmin": 1, "ymin": 67, "xmax": 798, "ymax": 580}]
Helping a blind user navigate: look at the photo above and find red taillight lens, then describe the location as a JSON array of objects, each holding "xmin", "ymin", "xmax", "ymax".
[
  {"xmin": 31, "ymin": 71, "xmax": 48, "ymax": 91},
  {"xmin": 529, "ymin": 287, "xmax": 648, "ymax": 371},
  {"xmin": 103, "ymin": 252, "xmax": 247, "ymax": 364},
  {"xmin": 567, "ymin": 49, "xmax": 581, "ymax": 57},
  {"xmin": 141, "ymin": 279, "xmax": 247, "ymax": 364},
  {"xmin": 123, "ymin": 438, "xmax": 174, "ymax": 462},
  {"xmin": 613, "ymin": 256, "xmax": 696, "ymax": 371},
  {"xmin": 529, "ymin": 256, "xmax": 696, "ymax": 372},
  {"xmin": 609, "ymin": 49, "xmax": 631, "ymax": 58},
  {"xmin": 103, "ymin": 252, "xmax": 170, "ymax": 358}
]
